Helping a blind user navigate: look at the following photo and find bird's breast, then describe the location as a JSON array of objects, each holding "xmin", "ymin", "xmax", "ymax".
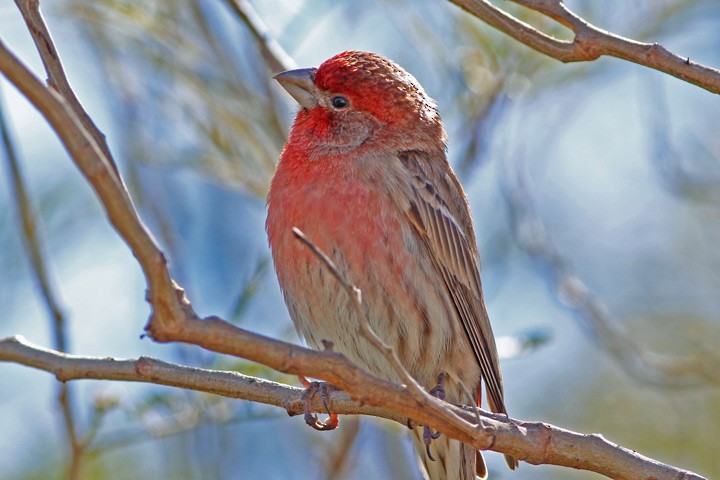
[
  {"xmin": 266, "ymin": 154, "xmax": 477, "ymax": 388},
  {"xmin": 267, "ymin": 160, "xmax": 409, "ymax": 299}
]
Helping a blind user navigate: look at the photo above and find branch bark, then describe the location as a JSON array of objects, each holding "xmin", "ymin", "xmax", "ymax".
[
  {"xmin": 0, "ymin": 36, "xmax": 189, "ymax": 331},
  {"xmin": 15, "ymin": 0, "xmax": 121, "ymax": 175},
  {"xmin": 0, "ymin": 335, "xmax": 706, "ymax": 480},
  {"xmin": 450, "ymin": 0, "xmax": 720, "ymax": 94}
]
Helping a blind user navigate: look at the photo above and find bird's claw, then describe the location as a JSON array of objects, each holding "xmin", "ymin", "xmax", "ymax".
[
  {"xmin": 428, "ymin": 372, "xmax": 447, "ymax": 400},
  {"xmin": 422, "ymin": 372, "xmax": 449, "ymax": 461},
  {"xmin": 408, "ymin": 372, "xmax": 449, "ymax": 435},
  {"xmin": 301, "ymin": 380, "xmax": 339, "ymax": 431},
  {"xmin": 423, "ymin": 425, "xmax": 437, "ymax": 461}
]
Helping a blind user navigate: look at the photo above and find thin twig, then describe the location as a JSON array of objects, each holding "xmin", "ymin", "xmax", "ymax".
[
  {"xmin": 291, "ymin": 227, "xmax": 359, "ymax": 298},
  {"xmin": 449, "ymin": 0, "xmax": 720, "ymax": 94},
  {"xmin": 291, "ymin": 227, "xmax": 432, "ymax": 404},
  {"xmin": 0, "ymin": 89, "xmax": 83, "ymax": 479},
  {"xmin": 14, "ymin": 0, "xmax": 121, "ymax": 176},
  {"xmin": 224, "ymin": 0, "xmax": 297, "ymax": 73}
]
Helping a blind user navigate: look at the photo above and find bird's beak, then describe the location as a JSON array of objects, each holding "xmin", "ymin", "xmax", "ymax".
[{"xmin": 273, "ymin": 67, "xmax": 319, "ymax": 109}]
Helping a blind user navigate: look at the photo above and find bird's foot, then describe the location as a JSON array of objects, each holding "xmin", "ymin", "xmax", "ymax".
[
  {"xmin": 298, "ymin": 377, "xmax": 339, "ymax": 431},
  {"xmin": 423, "ymin": 372, "xmax": 448, "ymax": 460}
]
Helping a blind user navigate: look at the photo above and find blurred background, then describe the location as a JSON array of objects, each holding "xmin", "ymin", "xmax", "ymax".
[{"xmin": 1, "ymin": 0, "xmax": 720, "ymax": 479}]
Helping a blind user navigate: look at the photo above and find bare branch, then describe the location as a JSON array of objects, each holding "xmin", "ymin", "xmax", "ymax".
[
  {"xmin": 224, "ymin": 0, "xmax": 297, "ymax": 72},
  {"xmin": 449, "ymin": 0, "xmax": 720, "ymax": 94},
  {"xmin": 0, "ymin": 336, "xmax": 706, "ymax": 480},
  {"xmin": 14, "ymin": 0, "xmax": 121, "ymax": 176},
  {"xmin": 324, "ymin": 416, "xmax": 361, "ymax": 480},
  {"xmin": 0, "ymin": 335, "xmax": 380, "ymax": 419},
  {"xmin": 0, "ymin": 100, "xmax": 67, "ymax": 352},
  {"xmin": 0, "ymin": 39, "xmax": 189, "ymax": 329}
]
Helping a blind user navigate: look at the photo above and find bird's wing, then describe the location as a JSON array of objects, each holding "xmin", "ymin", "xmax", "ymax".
[{"xmin": 398, "ymin": 150, "xmax": 507, "ymax": 414}]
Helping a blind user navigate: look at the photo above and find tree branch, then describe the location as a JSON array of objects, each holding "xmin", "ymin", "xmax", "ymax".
[
  {"xmin": 0, "ymin": 6, "xmax": 708, "ymax": 480},
  {"xmin": 15, "ymin": 0, "xmax": 121, "ymax": 176},
  {"xmin": 0, "ymin": 38, "xmax": 189, "ymax": 330},
  {"xmin": 0, "ymin": 335, "xmax": 706, "ymax": 480},
  {"xmin": 0, "ymin": 335, "xmax": 388, "ymax": 420},
  {"xmin": 224, "ymin": 0, "xmax": 297, "ymax": 73},
  {"xmin": 449, "ymin": 0, "xmax": 720, "ymax": 94}
]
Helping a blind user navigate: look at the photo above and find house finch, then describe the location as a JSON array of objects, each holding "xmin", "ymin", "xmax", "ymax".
[{"xmin": 267, "ymin": 51, "xmax": 517, "ymax": 479}]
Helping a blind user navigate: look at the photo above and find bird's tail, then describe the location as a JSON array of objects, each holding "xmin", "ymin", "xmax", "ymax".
[
  {"xmin": 487, "ymin": 389, "xmax": 519, "ymax": 472},
  {"xmin": 411, "ymin": 428, "xmax": 487, "ymax": 480}
]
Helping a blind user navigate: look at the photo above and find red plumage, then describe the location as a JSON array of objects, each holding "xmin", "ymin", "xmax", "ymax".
[{"xmin": 267, "ymin": 51, "xmax": 517, "ymax": 479}]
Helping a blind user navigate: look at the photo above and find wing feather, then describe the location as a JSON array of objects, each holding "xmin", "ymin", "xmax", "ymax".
[{"xmin": 399, "ymin": 150, "xmax": 507, "ymax": 415}]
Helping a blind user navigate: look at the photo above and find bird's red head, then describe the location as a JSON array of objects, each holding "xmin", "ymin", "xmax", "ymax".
[
  {"xmin": 274, "ymin": 51, "xmax": 445, "ymax": 157},
  {"xmin": 314, "ymin": 51, "xmax": 436, "ymax": 125}
]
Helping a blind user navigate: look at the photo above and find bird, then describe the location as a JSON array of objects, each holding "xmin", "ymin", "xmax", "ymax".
[{"xmin": 266, "ymin": 50, "xmax": 517, "ymax": 479}]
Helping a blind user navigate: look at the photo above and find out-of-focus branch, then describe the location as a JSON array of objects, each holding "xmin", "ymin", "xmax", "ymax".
[
  {"xmin": 0, "ymin": 93, "xmax": 67, "ymax": 353},
  {"xmin": 0, "ymin": 90, "xmax": 83, "ymax": 479},
  {"xmin": 0, "ymin": 335, "xmax": 707, "ymax": 480},
  {"xmin": 501, "ymin": 157, "xmax": 720, "ymax": 387},
  {"xmin": 14, "ymin": 0, "xmax": 120, "ymax": 176},
  {"xmin": 188, "ymin": 1, "xmax": 288, "ymax": 148},
  {"xmin": 449, "ymin": 0, "xmax": 720, "ymax": 95},
  {"xmin": 224, "ymin": 0, "xmax": 297, "ymax": 73},
  {"xmin": 642, "ymin": 78, "xmax": 720, "ymax": 205},
  {"xmin": 224, "ymin": 0, "xmax": 298, "ymax": 141}
]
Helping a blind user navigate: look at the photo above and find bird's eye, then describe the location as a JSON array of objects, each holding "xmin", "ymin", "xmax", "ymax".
[{"xmin": 331, "ymin": 96, "xmax": 349, "ymax": 109}]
